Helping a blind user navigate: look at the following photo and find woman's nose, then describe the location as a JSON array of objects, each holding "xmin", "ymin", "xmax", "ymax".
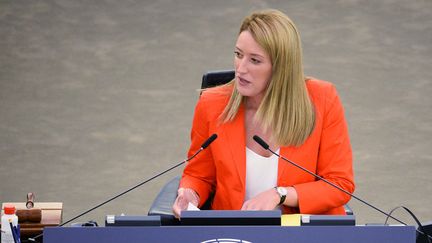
[{"xmin": 236, "ymin": 58, "xmax": 248, "ymax": 74}]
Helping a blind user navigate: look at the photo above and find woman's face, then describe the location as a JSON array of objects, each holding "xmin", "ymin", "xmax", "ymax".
[{"xmin": 234, "ymin": 30, "xmax": 272, "ymax": 102}]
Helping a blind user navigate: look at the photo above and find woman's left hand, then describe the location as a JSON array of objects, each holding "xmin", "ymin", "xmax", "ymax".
[{"xmin": 241, "ymin": 188, "xmax": 280, "ymax": 210}]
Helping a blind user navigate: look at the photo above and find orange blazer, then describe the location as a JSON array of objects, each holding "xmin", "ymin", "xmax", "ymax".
[{"xmin": 179, "ymin": 79, "xmax": 355, "ymax": 215}]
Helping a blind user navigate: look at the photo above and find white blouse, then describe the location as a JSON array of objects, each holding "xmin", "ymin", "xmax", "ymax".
[{"xmin": 244, "ymin": 147, "xmax": 280, "ymax": 201}]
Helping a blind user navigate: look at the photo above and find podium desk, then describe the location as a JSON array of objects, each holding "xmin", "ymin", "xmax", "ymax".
[{"xmin": 44, "ymin": 225, "xmax": 415, "ymax": 243}]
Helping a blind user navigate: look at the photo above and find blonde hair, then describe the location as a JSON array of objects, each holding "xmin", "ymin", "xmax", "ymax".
[{"xmin": 221, "ymin": 9, "xmax": 315, "ymax": 146}]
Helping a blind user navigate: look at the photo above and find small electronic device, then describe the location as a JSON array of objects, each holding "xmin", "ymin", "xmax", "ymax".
[
  {"xmin": 300, "ymin": 215, "xmax": 355, "ymax": 226},
  {"xmin": 105, "ymin": 215, "xmax": 161, "ymax": 227}
]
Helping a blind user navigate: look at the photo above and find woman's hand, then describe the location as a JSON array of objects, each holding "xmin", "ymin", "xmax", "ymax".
[
  {"xmin": 172, "ymin": 188, "xmax": 200, "ymax": 218},
  {"xmin": 241, "ymin": 186, "xmax": 298, "ymax": 210},
  {"xmin": 241, "ymin": 188, "xmax": 280, "ymax": 210}
]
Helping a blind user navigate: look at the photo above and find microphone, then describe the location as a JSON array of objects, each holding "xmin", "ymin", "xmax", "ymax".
[
  {"xmin": 253, "ymin": 135, "xmax": 431, "ymax": 240},
  {"xmin": 28, "ymin": 134, "xmax": 218, "ymax": 242},
  {"xmin": 201, "ymin": 134, "xmax": 218, "ymax": 149}
]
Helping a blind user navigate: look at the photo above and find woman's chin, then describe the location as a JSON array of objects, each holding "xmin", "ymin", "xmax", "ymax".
[{"xmin": 236, "ymin": 87, "xmax": 255, "ymax": 97}]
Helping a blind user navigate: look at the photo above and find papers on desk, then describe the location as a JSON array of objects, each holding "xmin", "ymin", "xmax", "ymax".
[{"xmin": 187, "ymin": 202, "xmax": 200, "ymax": 211}]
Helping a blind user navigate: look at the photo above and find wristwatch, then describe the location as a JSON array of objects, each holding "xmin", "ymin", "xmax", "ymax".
[{"xmin": 274, "ymin": 187, "xmax": 288, "ymax": 205}]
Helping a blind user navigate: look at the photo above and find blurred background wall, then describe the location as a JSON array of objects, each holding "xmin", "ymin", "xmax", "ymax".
[{"xmin": 1, "ymin": 0, "xmax": 431, "ymax": 226}]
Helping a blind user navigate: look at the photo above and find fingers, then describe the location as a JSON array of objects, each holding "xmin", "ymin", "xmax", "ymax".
[
  {"xmin": 172, "ymin": 196, "xmax": 184, "ymax": 218},
  {"xmin": 241, "ymin": 201, "xmax": 250, "ymax": 211},
  {"xmin": 241, "ymin": 200, "xmax": 264, "ymax": 211},
  {"xmin": 172, "ymin": 188, "xmax": 200, "ymax": 219},
  {"xmin": 242, "ymin": 188, "xmax": 280, "ymax": 210},
  {"xmin": 172, "ymin": 193, "xmax": 189, "ymax": 218},
  {"xmin": 241, "ymin": 200, "xmax": 275, "ymax": 210}
]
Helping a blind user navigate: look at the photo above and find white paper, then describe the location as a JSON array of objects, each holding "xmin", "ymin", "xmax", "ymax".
[{"xmin": 187, "ymin": 202, "xmax": 200, "ymax": 211}]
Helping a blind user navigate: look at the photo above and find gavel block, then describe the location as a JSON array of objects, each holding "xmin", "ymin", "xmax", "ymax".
[{"xmin": 1, "ymin": 202, "xmax": 63, "ymax": 240}]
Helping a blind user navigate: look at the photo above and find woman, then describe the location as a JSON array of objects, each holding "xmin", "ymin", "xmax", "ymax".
[{"xmin": 173, "ymin": 9, "xmax": 355, "ymax": 218}]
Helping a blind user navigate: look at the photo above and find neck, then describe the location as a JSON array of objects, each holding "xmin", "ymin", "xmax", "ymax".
[{"xmin": 245, "ymin": 95, "xmax": 264, "ymax": 110}]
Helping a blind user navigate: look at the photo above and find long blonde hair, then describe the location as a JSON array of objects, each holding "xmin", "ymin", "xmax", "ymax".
[{"xmin": 221, "ymin": 9, "xmax": 315, "ymax": 146}]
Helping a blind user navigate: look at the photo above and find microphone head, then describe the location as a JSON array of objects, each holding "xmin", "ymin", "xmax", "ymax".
[
  {"xmin": 253, "ymin": 135, "xmax": 269, "ymax": 150},
  {"xmin": 201, "ymin": 134, "xmax": 218, "ymax": 149}
]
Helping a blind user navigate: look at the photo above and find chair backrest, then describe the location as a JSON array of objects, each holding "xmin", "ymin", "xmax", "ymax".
[{"xmin": 201, "ymin": 70, "xmax": 235, "ymax": 89}]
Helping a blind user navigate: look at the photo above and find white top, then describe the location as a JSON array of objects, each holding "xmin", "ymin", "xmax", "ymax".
[{"xmin": 244, "ymin": 147, "xmax": 280, "ymax": 201}]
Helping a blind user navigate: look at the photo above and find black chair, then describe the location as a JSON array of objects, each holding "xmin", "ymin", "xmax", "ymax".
[
  {"xmin": 201, "ymin": 70, "xmax": 235, "ymax": 89},
  {"xmin": 147, "ymin": 70, "xmax": 353, "ymax": 224},
  {"xmin": 147, "ymin": 176, "xmax": 181, "ymax": 225}
]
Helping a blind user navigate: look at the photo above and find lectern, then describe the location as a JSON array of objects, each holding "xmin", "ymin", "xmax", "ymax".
[{"xmin": 44, "ymin": 225, "xmax": 415, "ymax": 243}]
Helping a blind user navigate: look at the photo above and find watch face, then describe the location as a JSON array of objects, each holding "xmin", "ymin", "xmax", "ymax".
[{"xmin": 277, "ymin": 187, "xmax": 288, "ymax": 195}]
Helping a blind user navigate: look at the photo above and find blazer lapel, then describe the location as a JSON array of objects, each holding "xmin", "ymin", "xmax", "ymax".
[{"xmin": 221, "ymin": 104, "xmax": 246, "ymax": 191}]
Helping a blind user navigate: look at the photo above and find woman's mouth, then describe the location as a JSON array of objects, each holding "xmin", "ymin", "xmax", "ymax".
[{"xmin": 237, "ymin": 76, "xmax": 251, "ymax": 86}]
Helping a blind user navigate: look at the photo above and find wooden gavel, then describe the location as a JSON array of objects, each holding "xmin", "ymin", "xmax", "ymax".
[{"xmin": 15, "ymin": 193, "xmax": 42, "ymax": 223}]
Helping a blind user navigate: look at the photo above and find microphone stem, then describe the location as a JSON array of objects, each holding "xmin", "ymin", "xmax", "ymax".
[
  {"xmin": 267, "ymin": 148, "xmax": 408, "ymax": 226},
  {"xmin": 61, "ymin": 148, "xmax": 202, "ymax": 226},
  {"xmin": 60, "ymin": 159, "xmax": 187, "ymax": 227},
  {"xmin": 253, "ymin": 134, "xmax": 430, "ymax": 241},
  {"xmin": 29, "ymin": 147, "xmax": 205, "ymax": 242}
]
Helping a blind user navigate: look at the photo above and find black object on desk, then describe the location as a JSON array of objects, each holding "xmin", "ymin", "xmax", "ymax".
[
  {"xmin": 105, "ymin": 215, "xmax": 161, "ymax": 227},
  {"xmin": 300, "ymin": 215, "xmax": 355, "ymax": 226},
  {"xmin": 180, "ymin": 210, "xmax": 281, "ymax": 226}
]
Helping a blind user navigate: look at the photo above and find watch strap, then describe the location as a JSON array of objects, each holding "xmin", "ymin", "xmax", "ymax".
[{"xmin": 274, "ymin": 187, "xmax": 286, "ymax": 205}]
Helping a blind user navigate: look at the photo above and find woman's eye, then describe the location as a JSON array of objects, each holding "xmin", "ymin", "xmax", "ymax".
[
  {"xmin": 251, "ymin": 58, "xmax": 261, "ymax": 64},
  {"xmin": 234, "ymin": 51, "xmax": 243, "ymax": 58}
]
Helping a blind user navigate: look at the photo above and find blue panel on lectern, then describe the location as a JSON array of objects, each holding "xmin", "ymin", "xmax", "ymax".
[{"xmin": 44, "ymin": 225, "xmax": 417, "ymax": 243}]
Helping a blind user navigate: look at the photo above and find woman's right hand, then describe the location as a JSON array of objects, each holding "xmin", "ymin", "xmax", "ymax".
[{"xmin": 172, "ymin": 188, "xmax": 200, "ymax": 219}]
